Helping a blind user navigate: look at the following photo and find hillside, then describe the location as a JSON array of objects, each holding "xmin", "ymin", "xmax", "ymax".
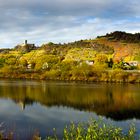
[{"xmin": 0, "ymin": 31, "xmax": 140, "ymax": 82}]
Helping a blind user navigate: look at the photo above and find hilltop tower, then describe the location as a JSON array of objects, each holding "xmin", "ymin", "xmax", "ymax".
[{"xmin": 25, "ymin": 40, "xmax": 27, "ymax": 45}]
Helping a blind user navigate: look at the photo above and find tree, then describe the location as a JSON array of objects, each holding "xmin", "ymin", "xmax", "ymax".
[
  {"xmin": 19, "ymin": 59, "xmax": 28, "ymax": 68},
  {"xmin": 95, "ymin": 54, "xmax": 108, "ymax": 64}
]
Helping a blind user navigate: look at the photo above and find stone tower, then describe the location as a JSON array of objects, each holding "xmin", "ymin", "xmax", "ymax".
[{"xmin": 25, "ymin": 40, "xmax": 27, "ymax": 45}]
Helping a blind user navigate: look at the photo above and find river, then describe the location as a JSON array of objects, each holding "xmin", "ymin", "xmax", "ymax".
[{"xmin": 0, "ymin": 80, "xmax": 140, "ymax": 139}]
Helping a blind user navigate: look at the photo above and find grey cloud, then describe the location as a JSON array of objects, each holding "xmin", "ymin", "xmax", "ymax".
[
  {"xmin": 0, "ymin": 0, "xmax": 139, "ymax": 17},
  {"xmin": 0, "ymin": 0, "xmax": 139, "ymax": 48}
]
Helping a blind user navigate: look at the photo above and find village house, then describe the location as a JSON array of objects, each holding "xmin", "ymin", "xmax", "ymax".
[
  {"xmin": 85, "ymin": 60, "xmax": 94, "ymax": 66},
  {"xmin": 127, "ymin": 61, "xmax": 138, "ymax": 67},
  {"xmin": 124, "ymin": 61, "xmax": 138, "ymax": 67},
  {"xmin": 80, "ymin": 60, "xmax": 94, "ymax": 66}
]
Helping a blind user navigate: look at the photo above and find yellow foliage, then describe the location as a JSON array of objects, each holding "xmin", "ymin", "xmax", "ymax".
[{"xmin": 64, "ymin": 48, "xmax": 96, "ymax": 61}]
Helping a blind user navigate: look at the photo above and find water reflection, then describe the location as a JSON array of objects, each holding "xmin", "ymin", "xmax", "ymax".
[{"xmin": 0, "ymin": 80, "xmax": 140, "ymax": 120}]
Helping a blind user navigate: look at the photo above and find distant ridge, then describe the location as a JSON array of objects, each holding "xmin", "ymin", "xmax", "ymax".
[{"xmin": 98, "ymin": 31, "xmax": 140, "ymax": 43}]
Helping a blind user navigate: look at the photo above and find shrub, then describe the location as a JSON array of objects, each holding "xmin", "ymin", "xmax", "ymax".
[
  {"xmin": 40, "ymin": 119, "xmax": 136, "ymax": 140},
  {"xmin": 5, "ymin": 56, "xmax": 17, "ymax": 65},
  {"xmin": 71, "ymin": 63, "xmax": 93, "ymax": 80},
  {"xmin": 0, "ymin": 65, "xmax": 19, "ymax": 74},
  {"xmin": 34, "ymin": 55, "xmax": 59, "ymax": 71},
  {"xmin": 93, "ymin": 63, "xmax": 108, "ymax": 70},
  {"xmin": 58, "ymin": 61, "xmax": 77, "ymax": 71},
  {"xmin": 128, "ymin": 74, "xmax": 137, "ymax": 83},
  {"xmin": 44, "ymin": 70, "xmax": 61, "ymax": 79},
  {"xmin": 0, "ymin": 58, "xmax": 5, "ymax": 68},
  {"xmin": 19, "ymin": 58, "xmax": 28, "ymax": 68}
]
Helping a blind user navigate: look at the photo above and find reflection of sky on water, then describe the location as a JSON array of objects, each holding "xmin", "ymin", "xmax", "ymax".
[
  {"xmin": 0, "ymin": 99, "xmax": 140, "ymax": 139},
  {"xmin": 0, "ymin": 99, "xmax": 97, "ymax": 139}
]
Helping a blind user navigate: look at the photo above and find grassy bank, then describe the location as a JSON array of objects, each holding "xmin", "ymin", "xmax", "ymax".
[{"xmin": 0, "ymin": 69, "xmax": 140, "ymax": 83}]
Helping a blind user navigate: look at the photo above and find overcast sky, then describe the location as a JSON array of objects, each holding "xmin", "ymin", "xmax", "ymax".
[{"xmin": 0, "ymin": 0, "xmax": 140, "ymax": 48}]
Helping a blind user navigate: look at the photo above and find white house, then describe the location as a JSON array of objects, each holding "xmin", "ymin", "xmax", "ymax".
[{"xmin": 128, "ymin": 61, "xmax": 138, "ymax": 67}]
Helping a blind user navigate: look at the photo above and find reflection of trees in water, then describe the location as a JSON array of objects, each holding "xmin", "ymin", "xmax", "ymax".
[
  {"xmin": 106, "ymin": 110, "xmax": 140, "ymax": 120},
  {"xmin": 0, "ymin": 82, "xmax": 140, "ymax": 120}
]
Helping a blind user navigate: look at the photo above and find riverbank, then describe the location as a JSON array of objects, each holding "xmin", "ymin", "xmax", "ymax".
[{"xmin": 0, "ymin": 69, "xmax": 140, "ymax": 83}]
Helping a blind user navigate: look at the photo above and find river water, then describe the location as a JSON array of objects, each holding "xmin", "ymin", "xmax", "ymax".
[{"xmin": 0, "ymin": 80, "xmax": 140, "ymax": 139}]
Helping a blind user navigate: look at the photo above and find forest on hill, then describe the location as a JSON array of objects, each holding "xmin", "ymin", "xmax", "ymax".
[
  {"xmin": 99, "ymin": 31, "xmax": 140, "ymax": 43},
  {"xmin": 0, "ymin": 31, "xmax": 140, "ymax": 82}
]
